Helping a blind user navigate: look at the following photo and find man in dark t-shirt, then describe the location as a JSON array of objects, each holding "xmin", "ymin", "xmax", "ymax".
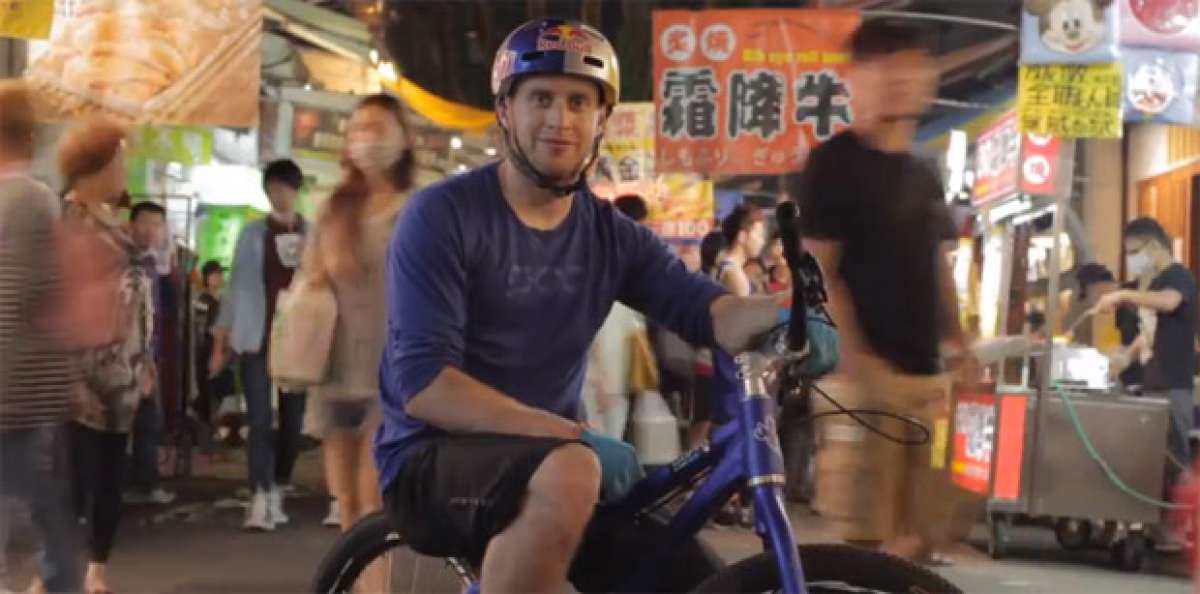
[
  {"xmin": 795, "ymin": 19, "xmax": 968, "ymax": 562},
  {"xmin": 1096, "ymin": 217, "xmax": 1198, "ymax": 484}
]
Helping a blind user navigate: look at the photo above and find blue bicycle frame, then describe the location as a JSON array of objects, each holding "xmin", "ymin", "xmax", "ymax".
[{"xmin": 592, "ymin": 347, "xmax": 808, "ymax": 594}]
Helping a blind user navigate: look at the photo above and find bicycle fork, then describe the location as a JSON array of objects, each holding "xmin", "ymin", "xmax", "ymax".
[{"xmin": 736, "ymin": 353, "xmax": 806, "ymax": 594}]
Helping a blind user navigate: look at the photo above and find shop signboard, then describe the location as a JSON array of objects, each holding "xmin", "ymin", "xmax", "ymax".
[
  {"xmin": 972, "ymin": 111, "xmax": 1021, "ymax": 206},
  {"xmin": 1017, "ymin": 63, "xmax": 1124, "ymax": 139},
  {"xmin": 1019, "ymin": 132, "xmax": 1068, "ymax": 197},
  {"xmin": 132, "ymin": 126, "xmax": 213, "ymax": 167},
  {"xmin": 590, "ymin": 102, "xmax": 715, "ymax": 242},
  {"xmin": 652, "ymin": 9, "xmax": 860, "ymax": 175},
  {"xmin": 24, "ymin": 0, "xmax": 262, "ymax": 127},
  {"xmin": 292, "ymin": 106, "xmax": 349, "ymax": 164},
  {"xmin": 0, "ymin": 0, "xmax": 53, "ymax": 39},
  {"xmin": 952, "ymin": 393, "xmax": 996, "ymax": 495}
]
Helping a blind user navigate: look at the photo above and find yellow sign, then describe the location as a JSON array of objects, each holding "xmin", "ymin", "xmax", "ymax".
[
  {"xmin": 590, "ymin": 103, "xmax": 714, "ymax": 241},
  {"xmin": 0, "ymin": 0, "xmax": 53, "ymax": 39},
  {"xmin": 1018, "ymin": 63, "xmax": 1123, "ymax": 139}
]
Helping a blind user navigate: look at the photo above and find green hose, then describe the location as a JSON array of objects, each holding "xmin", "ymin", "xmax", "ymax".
[{"xmin": 1054, "ymin": 387, "xmax": 1192, "ymax": 511}]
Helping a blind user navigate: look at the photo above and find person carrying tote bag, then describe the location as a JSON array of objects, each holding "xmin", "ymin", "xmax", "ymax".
[{"xmin": 269, "ymin": 278, "xmax": 337, "ymax": 390}]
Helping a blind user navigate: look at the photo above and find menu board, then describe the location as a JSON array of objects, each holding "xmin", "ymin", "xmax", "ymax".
[{"xmin": 25, "ymin": 0, "xmax": 262, "ymax": 128}]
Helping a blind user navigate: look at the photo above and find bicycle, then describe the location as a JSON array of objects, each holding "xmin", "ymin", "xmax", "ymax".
[{"xmin": 312, "ymin": 203, "xmax": 963, "ymax": 594}]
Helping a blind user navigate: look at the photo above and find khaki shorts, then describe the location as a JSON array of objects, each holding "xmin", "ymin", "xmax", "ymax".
[{"xmin": 813, "ymin": 355, "xmax": 977, "ymax": 545}]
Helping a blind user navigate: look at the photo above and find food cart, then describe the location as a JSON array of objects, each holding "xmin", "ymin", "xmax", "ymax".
[{"xmin": 958, "ymin": 181, "xmax": 1174, "ymax": 572}]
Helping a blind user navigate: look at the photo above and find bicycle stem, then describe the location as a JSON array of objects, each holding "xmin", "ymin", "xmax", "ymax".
[{"xmin": 736, "ymin": 352, "xmax": 807, "ymax": 594}]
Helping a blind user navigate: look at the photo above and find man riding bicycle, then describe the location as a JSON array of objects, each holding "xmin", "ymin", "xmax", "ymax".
[{"xmin": 377, "ymin": 18, "xmax": 783, "ymax": 593}]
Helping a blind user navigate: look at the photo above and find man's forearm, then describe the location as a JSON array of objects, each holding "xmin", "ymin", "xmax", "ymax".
[
  {"xmin": 405, "ymin": 367, "xmax": 581, "ymax": 439},
  {"xmin": 709, "ymin": 295, "xmax": 783, "ymax": 353},
  {"xmin": 1121, "ymin": 289, "xmax": 1182, "ymax": 313}
]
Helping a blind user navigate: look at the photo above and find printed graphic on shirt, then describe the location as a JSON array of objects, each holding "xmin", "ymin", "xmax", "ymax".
[
  {"xmin": 274, "ymin": 233, "xmax": 303, "ymax": 268},
  {"xmin": 505, "ymin": 264, "xmax": 584, "ymax": 300}
]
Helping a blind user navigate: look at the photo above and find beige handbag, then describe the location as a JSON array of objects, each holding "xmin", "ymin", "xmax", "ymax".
[{"xmin": 269, "ymin": 279, "xmax": 337, "ymax": 390}]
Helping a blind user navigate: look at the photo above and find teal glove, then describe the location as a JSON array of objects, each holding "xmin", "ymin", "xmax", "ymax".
[{"xmin": 580, "ymin": 428, "xmax": 645, "ymax": 504}]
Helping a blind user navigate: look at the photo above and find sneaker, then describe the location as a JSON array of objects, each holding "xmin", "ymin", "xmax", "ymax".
[
  {"xmin": 268, "ymin": 486, "xmax": 289, "ymax": 526},
  {"xmin": 323, "ymin": 499, "xmax": 340, "ymax": 528},
  {"xmin": 243, "ymin": 491, "xmax": 274, "ymax": 532},
  {"xmin": 123, "ymin": 488, "xmax": 176, "ymax": 506}
]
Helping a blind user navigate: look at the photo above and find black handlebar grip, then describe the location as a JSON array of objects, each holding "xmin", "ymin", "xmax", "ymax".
[{"xmin": 775, "ymin": 201, "xmax": 807, "ymax": 353}]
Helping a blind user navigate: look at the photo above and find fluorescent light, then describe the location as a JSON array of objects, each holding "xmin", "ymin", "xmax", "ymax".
[
  {"xmin": 377, "ymin": 61, "xmax": 398, "ymax": 83},
  {"xmin": 450, "ymin": 136, "xmax": 463, "ymax": 150},
  {"xmin": 484, "ymin": 147, "xmax": 497, "ymax": 156},
  {"xmin": 369, "ymin": 49, "xmax": 379, "ymax": 64},
  {"xmin": 456, "ymin": 164, "xmax": 469, "ymax": 173},
  {"xmin": 303, "ymin": 83, "xmax": 313, "ymax": 91}
]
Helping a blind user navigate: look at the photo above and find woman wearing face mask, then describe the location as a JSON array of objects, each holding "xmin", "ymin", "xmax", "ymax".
[
  {"xmin": 58, "ymin": 117, "xmax": 154, "ymax": 594},
  {"xmin": 300, "ymin": 94, "xmax": 415, "ymax": 535}
]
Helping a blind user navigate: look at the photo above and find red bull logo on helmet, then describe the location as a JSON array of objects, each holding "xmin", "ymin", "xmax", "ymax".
[{"xmin": 537, "ymin": 23, "xmax": 597, "ymax": 54}]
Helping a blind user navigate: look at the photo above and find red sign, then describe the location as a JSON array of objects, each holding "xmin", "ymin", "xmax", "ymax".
[
  {"xmin": 972, "ymin": 111, "xmax": 1020, "ymax": 206},
  {"xmin": 1019, "ymin": 132, "xmax": 1064, "ymax": 197},
  {"xmin": 952, "ymin": 393, "xmax": 996, "ymax": 495},
  {"xmin": 652, "ymin": 9, "xmax": 861, "ymax": 175}
]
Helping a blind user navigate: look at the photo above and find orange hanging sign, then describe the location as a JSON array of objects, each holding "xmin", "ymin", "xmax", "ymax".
[{"xmin": 652, "ymin": 9, "xmax": 861, "ymax": 175}]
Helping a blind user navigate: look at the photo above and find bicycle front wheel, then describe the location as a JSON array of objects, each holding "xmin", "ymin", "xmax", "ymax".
[
  {"xmin": 693, "ymin": 544, "xmax": 962, "ymax": 594},
  {"xmin": 312, "ymin": 511, "xmax": 472, "ymax": 594}
]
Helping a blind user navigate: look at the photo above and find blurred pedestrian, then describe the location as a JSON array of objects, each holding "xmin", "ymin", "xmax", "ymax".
[
  {"xmin": 124, "ymin": 201, "xmax": 175, "ymax": 506},
  {"xmin": 193, "ymin": 260, "xmax": 232, "ymax": 446},
  {"xmin": 743, "ymin": 257, "xmax": 769, "ymax": 295},
  {"xmin": 582, "ymin": 194, "xmax": 652, "ymax": 439},
  {"xmin": 210, "ymin": 159, "xmax": 309, "ymax": 531},
  {"xmin": 796, "ymin": 18, "xmax": 969, "ymax": 563},
  {"xmin": 299, "ymin": 94, "xmax": 414, "ymax": 533},
  {"xmin": 0, "ymin": 80, "xmax": 83, "ymax": 594},
  {"xmin": 717, "ymin": 205, "xmax": 767, "ymax": 297},
  {"xmin": 767, "ymin": 263, "xmax": 792, "ymax": 295},
  {"xmin": 60, "ymin": 116, "xmax": 154, "ymax": 594},
  {"xmin": 682, "ymin": 231, "xmax": 728, "ymax": 450}
]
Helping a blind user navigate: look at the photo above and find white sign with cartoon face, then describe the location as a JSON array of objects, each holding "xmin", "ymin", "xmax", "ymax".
[
  {"xmin": 1021, "ymin": 0, "xmax": 1119, "ymax": 64},
  {"xmin": 1123, "ymin": 48, "xmax": 1198, "ymax": 124}
]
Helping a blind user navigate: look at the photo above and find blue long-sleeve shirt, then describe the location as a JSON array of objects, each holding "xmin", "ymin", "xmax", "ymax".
[{"xmin": 375, "ymin": 163, "xmax": 726, "ymax": 489}]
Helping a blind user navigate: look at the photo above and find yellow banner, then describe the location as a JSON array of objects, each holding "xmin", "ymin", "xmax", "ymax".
[
  {"xmin": 590, "ymin": 103, "xmax": 714, "ymax": 241},
  {"xmin": 0, "ymin": 0, "xmax": 53, "ymax": 39},
  {"xmin": 1018, "ymin": 63, "xmax": 1123, "ymax": 139}
]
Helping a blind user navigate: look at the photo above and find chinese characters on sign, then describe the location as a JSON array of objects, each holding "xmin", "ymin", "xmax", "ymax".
[
  {"xmin": 653, "ymin": 10, "xmax": 861, "ymax": 175},
  {"xmin": 952, "ymin": 394, "xmax": 996, "ymax": 495},
  {"xmin": 1017, "ymin": 63, "xmax": 1124, "ymax": 139},
  {"xmin": 972, "ymin": 111, "xmax": 1020, "ymax": 206},
  {"xmin": 589, "ymin": 103, "xmax": 715, "ymax": 242}
]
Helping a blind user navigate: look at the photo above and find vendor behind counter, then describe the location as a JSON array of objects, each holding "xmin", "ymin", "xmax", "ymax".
[{"xmin": 1076, "ymin": 262, "xmax": 1143, "ymax": 390}]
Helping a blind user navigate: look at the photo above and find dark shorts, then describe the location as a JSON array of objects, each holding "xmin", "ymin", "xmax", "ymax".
[{"xmin": 384, "ymin": 434, "xmax": 579, "ymax": 563}]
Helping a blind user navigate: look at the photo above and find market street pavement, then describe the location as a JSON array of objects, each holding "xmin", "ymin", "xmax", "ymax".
[{"xmin": 2, "ymin": 448, "xmax": 1191, "ymax": 593}]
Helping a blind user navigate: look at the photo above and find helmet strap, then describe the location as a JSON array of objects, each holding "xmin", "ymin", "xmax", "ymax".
[{"xmin": 498, "ymin": 114, "xmax": 605, "ymax": 197}]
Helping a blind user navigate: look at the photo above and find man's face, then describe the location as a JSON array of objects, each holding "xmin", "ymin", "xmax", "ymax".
[
  {"xmin": 500, "ymin": 74, "xmax": 607, "ymax": 184},
  {"xmin": 266, "ymin": 181, "xmax": 298, "ymax": 214},
  {"xmin": 131, "ymin": 212, "xmax": 165, "ymax": 250},
  {"xmin": 206, "ymin": 271, "xmax": 225, "ymax": 292},
  {"xmin": 849, "ymin": 49, "xmax": 938, "ymax": 128}
]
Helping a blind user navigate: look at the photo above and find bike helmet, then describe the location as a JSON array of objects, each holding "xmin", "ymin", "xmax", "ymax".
[{"xmin": 491, "ymin": 18, "xmax": 620, "ymax": 195}]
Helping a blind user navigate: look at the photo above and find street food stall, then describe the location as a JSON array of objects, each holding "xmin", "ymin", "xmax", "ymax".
[{"xmin": 949, "ymin": 126, "xmax": 1174, "ymax": 571}]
